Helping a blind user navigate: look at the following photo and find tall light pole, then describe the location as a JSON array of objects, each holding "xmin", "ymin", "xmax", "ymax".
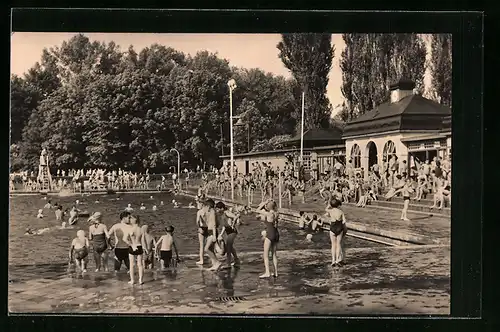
[
  {"xmin": 227, "ymin": 79, "xmax": 237, "ymax": 201},
  {"xmin": 170, "ymin": 148, "xmax": 180, "ymax": 190},
  {"xmin": 300, "ymin": 91, "xmax": 305, "ymax": 163}
]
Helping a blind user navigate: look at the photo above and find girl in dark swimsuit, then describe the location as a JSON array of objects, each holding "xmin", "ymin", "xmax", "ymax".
[
  {"xmin": 216, "ymin": 202, "xmax": 241, "ymax": 269},
  {"xmin": 325, "ymin": 198, "xmax": 347, "ymax": 267},
  {"xmin": 257, "ymin": 199, "xmax": 279, "ymax": 278}
]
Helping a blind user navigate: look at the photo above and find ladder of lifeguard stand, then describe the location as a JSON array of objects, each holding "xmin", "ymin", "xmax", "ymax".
[{"xmin": 39, "ymin": 165, "xmax": 52, "ymax": 191}]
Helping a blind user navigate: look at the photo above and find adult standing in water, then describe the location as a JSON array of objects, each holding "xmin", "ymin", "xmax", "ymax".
[
  {"xmin": 88, "ymin": 212, "xmax": 109, "ymax": 272},
  {"xmin": 257, "ymin": 199, "xmax": 279, "ymax": 278},
  {"xmin": 215, "ymin": 202, "xmax": 241, "ymax": 269},
  {"xmin": 108, "ymin": 211, "xmax": 131, "ymax": 273},
  {"xmin": 124, "ymin": 215, "xmax": 146, "ymax": 285},
  {"xmin": 196, "ymin": 201, "xmax": 209, "ymax": 266},
  {"xmin": 203, "ymin": 198, "xmax": 221, "ymax": 271},
  {"xmin": 325, "ymin": 198, "xmax": 347, "ymax": 267}
]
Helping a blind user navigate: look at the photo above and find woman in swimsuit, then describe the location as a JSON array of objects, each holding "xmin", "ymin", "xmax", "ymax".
[
  {"xmin": 88, "ymin": 212, "xmax": 109, "ymax": 272},
  {"xmin": 196, "ymin": 204, "xmax": 209, "ymax": 266},
  {"xmin": 400, "ymin": 179, "xmax": 414, "ymax": 221},
  {"xmin": 202, "ymin": 199, "xmax": 221, "ymax": 271},
  {"xmin": 69, "ymin": 230, "xmax": 90, "ymax": 272},
  {"xmin": 325, "ymin": 198, "xmax": 347, "ymax": 267},
  {"xmin": 257, "ymin": 199, "xmax": 280, "ymax": 278},
  {"xmin": 124, "ymin": 215, "xmax": 146, "ymax": 285},
  {"xmin": 216, "ymin": 202, "xmax": 241, "ymax": 269}
]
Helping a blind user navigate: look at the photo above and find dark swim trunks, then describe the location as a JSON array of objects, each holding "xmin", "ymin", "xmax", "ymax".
[
  {"xmin": 160, "ymin": 250, "xmax": 173, "ymax": 267},
  {"xmin": 128, "ymin": 246, "xmax": 144, "ymax": 256},
  {"xmin": 225, "ymin": 226, "xmax": 237, "ymax": 235},
  {"xmin": 199, "ymin": 227, "xmax": 209, "ymax": 237},
  {"xmin": 74, "ymin": 247, "xmax": 88, "ymax": 260},
  {"xmin": 330, "ymin": 220, "xmax": 344, "ymax": 236}
]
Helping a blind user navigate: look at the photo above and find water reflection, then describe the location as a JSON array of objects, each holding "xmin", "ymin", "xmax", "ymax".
[{"xmin": 199, "ymin": 267, "xmax": 240, "ymax": 297}]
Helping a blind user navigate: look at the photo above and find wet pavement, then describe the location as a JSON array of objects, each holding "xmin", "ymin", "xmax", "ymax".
[{"xmin": 8, "ymin": 245, "xmax": 450, "ymax": 314}]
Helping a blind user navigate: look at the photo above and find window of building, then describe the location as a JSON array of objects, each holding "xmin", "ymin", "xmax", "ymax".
[
  {"xmin": 350, "ymin": 144, "xmax": 361, "ymax": 168},
  {"xmin": 318, "ymin": 156, "xmax": 334, "ymax": 174},
  {"xmin": 302, "ymin": 151, "xmax": 311, "ymax": 170},
  {"xmin": 382, "ymin": 140, "xmax": 396, "ymax": 162}
]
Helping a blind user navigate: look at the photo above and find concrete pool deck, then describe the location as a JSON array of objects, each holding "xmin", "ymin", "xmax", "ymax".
[
  {"xmin": 181, "ymin": 190, "xmax": 451, "ymax": 246},
  {"xmin": 8, "ymin": 245, "xmax": 450, "ymax": 315}
]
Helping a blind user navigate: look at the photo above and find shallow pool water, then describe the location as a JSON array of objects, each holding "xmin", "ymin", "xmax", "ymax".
[{"xmin": 9, "ymin": 192, "xmax": 381, "ymax": 266}]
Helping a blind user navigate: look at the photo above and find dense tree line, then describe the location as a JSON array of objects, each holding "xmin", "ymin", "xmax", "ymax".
[{"xmin": 10, "ymin": 34, "xmax": 302, "ymax": 172}]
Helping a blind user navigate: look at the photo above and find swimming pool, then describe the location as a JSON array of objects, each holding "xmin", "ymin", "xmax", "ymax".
[{"xmin": 9, "ymin": 192, "xmax": 382, "ymax": 267}]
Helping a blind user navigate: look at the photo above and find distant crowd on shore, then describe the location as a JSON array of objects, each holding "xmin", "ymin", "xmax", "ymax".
[{"xmin": 199, "ymin": 154, "xmax": 451, "ymax": 220}]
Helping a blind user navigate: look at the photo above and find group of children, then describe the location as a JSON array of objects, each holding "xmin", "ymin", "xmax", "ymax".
[{"xmin": 68, "ymin": 211, "xmax": 181, "ymax": 279}]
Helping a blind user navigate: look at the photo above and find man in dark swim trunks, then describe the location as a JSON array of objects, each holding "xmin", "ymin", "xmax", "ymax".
[
  {"xmin": 196, "ymin": 203, "xmax": 209, "ymax": 266},
  {"xmin": 88, "ymin": 212, "xmax": 110, "ymax": 272},
  {"xmin": 108, "ymin": 211, "xmax": 131, "ymax": 273}
]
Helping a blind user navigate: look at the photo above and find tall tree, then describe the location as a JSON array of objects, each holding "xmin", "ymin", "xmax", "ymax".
[
  {"xmin": 10, "ymin": 75, "xmax": 36, "ymax": 143},
  {"xmin": 429, "ymin": 34, "xmax": 452, "ymax": 107},
  {"xmin": 277, "ymin": 34, "xmax": 334, "ymax": 130},
  {"xmin": 231, "ymin": 68, "xmax": 296, "ymax": 153},
  {"xmin": 340, "ymin": 33, "xmax": 427, "ymax": 118}
]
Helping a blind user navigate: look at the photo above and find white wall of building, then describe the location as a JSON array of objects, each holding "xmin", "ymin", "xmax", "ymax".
[
  {"xmin": 345, "ymin": 132, "xmax": 409, "ymax": 179},
  {"xmin": 223, "ymin": 155, "xmax": 288, "ymax": 174}
]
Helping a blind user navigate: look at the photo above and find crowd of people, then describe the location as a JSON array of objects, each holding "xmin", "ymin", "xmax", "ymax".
[
  {"xmin": 31, "ymin": 185, "xmax": 350, "ymax": 285},
  {"xmin": 10, "ymin": 167, "xmax": 200, "ymax": 193},
  {"xmin": 199, "ymin": 154, "xmax": 451, "ymax": 221},
  {"xmin": 21, "ymin": 153, "xmax": 453, "ymax": 287}
]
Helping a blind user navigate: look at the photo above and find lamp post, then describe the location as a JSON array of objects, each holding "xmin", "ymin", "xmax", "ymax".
[
  {"xmin": 300, "ymin": 91, "xmax": 305, "ymax": 163},
  {"xmin": 227, "ymin": 79, "xmax": 237, "ymax": 201},
  {"xmin": 170, "ymin": 148, "xmax": 180, "ymax": 190}
]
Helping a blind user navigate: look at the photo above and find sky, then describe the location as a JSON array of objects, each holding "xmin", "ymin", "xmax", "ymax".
[{"xmin": 10, "ymin": 33, "xmax": 433, "ymax": 115}]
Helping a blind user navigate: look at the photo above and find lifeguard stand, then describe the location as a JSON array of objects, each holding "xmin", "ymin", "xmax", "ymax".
[{"xmin": 37, "ymin": 148, "xmax": 53, "ymax": 192}]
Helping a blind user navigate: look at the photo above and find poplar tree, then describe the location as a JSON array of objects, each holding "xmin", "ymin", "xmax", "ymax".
[
  {"xmin": 429, "ymin": 34, "xmax": 452, "ymax": 107},
  {"xmin": 277, "ymin": 33, "xmax": 334, "ymax": 130},
  {"xmin": 340, "ymin": 33, "xmax": 427, "ymax": 118}
]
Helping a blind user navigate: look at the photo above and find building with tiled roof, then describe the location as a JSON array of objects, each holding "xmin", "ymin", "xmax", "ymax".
[{"xmin": 343, "ymin": 79, "xmax": 451, "ymax": 179}]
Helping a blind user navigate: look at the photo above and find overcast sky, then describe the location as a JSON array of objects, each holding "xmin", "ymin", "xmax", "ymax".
[{"xmin": 11, "ymin": 33, "xmax": 433, "ymax": 114}]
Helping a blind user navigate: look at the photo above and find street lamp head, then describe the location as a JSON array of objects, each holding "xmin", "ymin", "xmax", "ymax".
[
  {"xmin": 235, "ymin": 117, "xmax": 245, "ymax": 126},
  {"xmin": 227, "ymin": 79, "xmax": 237, "ymax": 90}
]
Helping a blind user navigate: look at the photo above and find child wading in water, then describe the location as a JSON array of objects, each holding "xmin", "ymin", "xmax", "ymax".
[
  {"xmin": 155, "ymin": 225, "xmax": 180, "ymax": 270},
  {"xmin": 69, "ymin": 230, "xmax": 90, "ymax": 272},
  {"xmin": 142, "ymin": 225, "xmax": 155, "ymax": 269},
  {"xmin": 257, "ymin": 199, "xmax": 280, "ymax": 278}
]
